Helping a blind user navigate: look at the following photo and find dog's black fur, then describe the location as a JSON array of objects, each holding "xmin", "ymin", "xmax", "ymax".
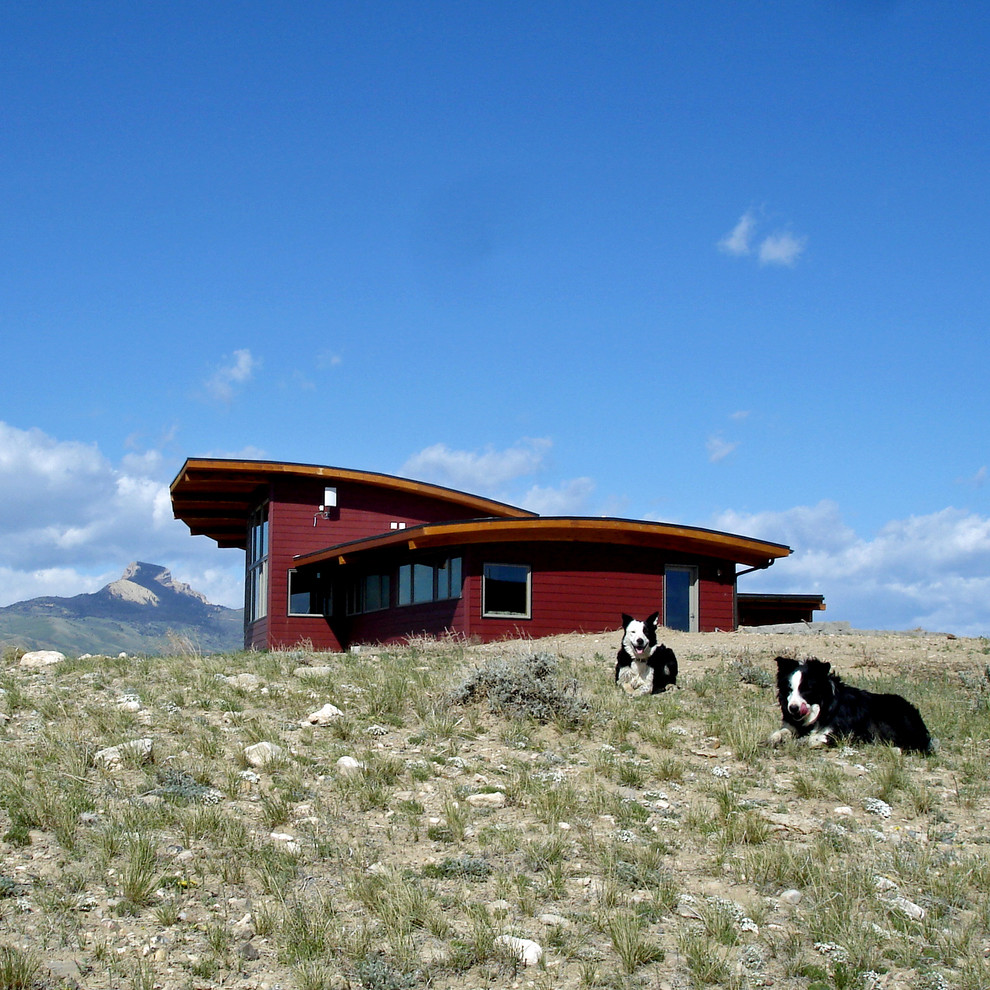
[
  {"xmin": 614, "ymin": 612, "xmax": 678, "ymax": 694},
  {"xmin": 770, "ymin": 656, "xmax": 932, "ymax": 753}
]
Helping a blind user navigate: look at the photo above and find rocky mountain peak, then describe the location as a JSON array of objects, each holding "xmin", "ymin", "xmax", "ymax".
[{"xmin": 109, "ymin": 562, "xmax": 210, "ymax": 607}]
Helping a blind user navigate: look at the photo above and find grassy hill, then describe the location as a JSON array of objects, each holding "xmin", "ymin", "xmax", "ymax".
[{"xmin": 0, "ymin": 627, "xmax": 987, "ymax": 989}]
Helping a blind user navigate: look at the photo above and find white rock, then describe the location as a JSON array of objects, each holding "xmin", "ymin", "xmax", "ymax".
[
  {"xmin": 243, "ymin": 742, "xmax": 285, "ymax": 767},
  {"xmin": 269, "ymin": 833, "xmax": 301, "ymax": 854},
  {"xmin": 294, "ymin": 665, "xmax": 334, "ymax": 678},
  {"xmin": 94, "ymin": 737, "xmax": 154, "ymax": 771},
  {"xmin": 226, "ymin": 673, "xmax": 262, "ymax": 692},
  {"xmin": 19, "ymin": 650, "xmax": 65, "ymax": 669},
  {"xmin": 495, "ymin": 935, "xmax": 543, "ymax": 967},
  {"xmin": 303, "ymin": 703, "xmax": 344, "ymax": 725},
  {"xmin": 336, "ymin": 755, "xmax": 363, "ymax": 774},
  {"xmin": 888, "ymin": 895, "xmax": 925, "ymax": 920},
  {"xmin": 779, "ymin": 889, "xmax": 803, "ymax": 906},
  {"xmin": 834, "ymin": 806, "xmax": 854, "ymax": 816},
  {"xmin": 467, "ymin": 792, "xmax": 506, "ymax": 809}
]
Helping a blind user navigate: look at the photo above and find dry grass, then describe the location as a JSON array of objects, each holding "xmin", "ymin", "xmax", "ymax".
[{"xmin": 0, "ymin": 628, "xmax": 989, "ymax": 989}]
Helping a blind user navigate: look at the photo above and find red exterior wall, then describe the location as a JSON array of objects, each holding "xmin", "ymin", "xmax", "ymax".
[
  {"xmin": 246, "ymin": 477, "xmax": 499, "ymax": 650},
  {"xmin": 242, "ymin": 477, "xmax": 743, "ymax": 651},
  {"xmin": 326, "ymin": 543, "xmax": 739, "ymax": 648},
  {"xmin": 697, "ymin": 563, "xmax": 736, "ymax": 632}
]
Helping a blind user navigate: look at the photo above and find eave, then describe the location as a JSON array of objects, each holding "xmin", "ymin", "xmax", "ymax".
[
  {"xmin": 294, "ymin": 517, "xmax": 791, "ymax": 570},
  {"xmin": 169, "ymin": 457, "xmax": 536, "ymax": 549}
]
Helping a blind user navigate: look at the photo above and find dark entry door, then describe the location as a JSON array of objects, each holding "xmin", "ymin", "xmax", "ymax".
[{"xmin": 664, "ymin": 566, "xmax": 697, "ymax": 631}]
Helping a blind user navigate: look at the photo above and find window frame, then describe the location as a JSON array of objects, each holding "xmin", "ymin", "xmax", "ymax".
[
  {"xmin": 246, "ymin": 503, "xmax": 269, "ymax": 624},
  {"xmin": 287, "ymin": 568, "xmax": 332, "ymax": 617},
  {"xmin": 482, "ymin": 562, "xmax": 532, "ymax": 619},
  {"xmin": 397, "ymin": 556, "xmax": 463, "ymax": 607},
  {"xmin": 346, "ymin": 572, "xmax": 391, "ymax": 615}
]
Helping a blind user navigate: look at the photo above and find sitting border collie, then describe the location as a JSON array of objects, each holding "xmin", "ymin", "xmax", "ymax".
[
  {"xmin": 615, "ymin": 612, "xmax": 678, "ymax": 695},
  {"xmin": 769, "ymin": 656, "xmax": 932, "ymax": 753}
]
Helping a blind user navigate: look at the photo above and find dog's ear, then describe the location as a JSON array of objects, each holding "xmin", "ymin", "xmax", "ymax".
[
  {"xmin": 775, "ymin": 656, "xmax": 795, "ymax": 670},
  {"xmin": 621, "ymin": 613, "xmax": 633, "ymax": 629},
  {"xmin": 645, "ymin": 611, "xmax": 659, "ymax": 629}
]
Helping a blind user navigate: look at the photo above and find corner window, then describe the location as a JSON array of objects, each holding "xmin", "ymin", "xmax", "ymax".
[
  {"xmin": 288, "ymin": 569, "xmax": 331, "ymax": 617},
  {"xmin": 482, "ymin": 563, "xmax": 531, "ymax": 618},
  {"xmin": 246, "ymin": 505, "xmax": 269, "ymax": 623}
]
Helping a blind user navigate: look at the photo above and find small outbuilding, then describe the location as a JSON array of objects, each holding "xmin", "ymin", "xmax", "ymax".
[{"xmin": 170, "ymin": 457, "xmax": 794, "ymax": 651}]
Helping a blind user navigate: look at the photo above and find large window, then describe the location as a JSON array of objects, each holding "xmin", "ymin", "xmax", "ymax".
[
  {"xmin": 288, "ymin": 569, "xmax": 332, "ymax": 617},
  {"xmin": 482, "ymin": 563, "xmax": 531, "ymax": 618},
  {"xmin": 397, "ymin": 557, "xmax": 462, "ymax": 607},
  {"xmin": 346, "ymin": 573, "xmax": 391, "ymax": 615},
  {"xmin": 246, "ymin": 505, "xmax": 269, "ymax": 623}
]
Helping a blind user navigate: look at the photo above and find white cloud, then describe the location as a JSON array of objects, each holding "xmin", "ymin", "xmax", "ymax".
[
  {"xmin": 758, "ymin": 231, "xmax": 807, "ymax": 267},
  {"xmin": 317, "ymin": 350, "xmax": 343, "ymax": 369},
  {"xmin": 958, "ymin": 465, "xmax": 987, "ymax": 488},
  {"xmin": 718, "ymin": 211, "xmax": 757, "ymax": 256},
  {"xmin": 204, "ymin": 348, "xmax": 260, "ymax": 403},
  {"xmin": 706, "ymin": 435, "xmax": 739, "ymax": 463},
  {"xmin": 522, "ymin": 477, "xmax": 595, "ymax": 515},
  {"xmin": 401, "ymin": 438, "xmax": 552, "ymax": 492},
  {"xmin": 719, "ymin": 210, "xmax": 807, "ymax": 268},
  {"xmin": 0, "ymin": 422, "xmax": 244, "ymax": 609},
  {"xmin": 714, "ymin": 501, "xmax": 990, "ymax": 636}
]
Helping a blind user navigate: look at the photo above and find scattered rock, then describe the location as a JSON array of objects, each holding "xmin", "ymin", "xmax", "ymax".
[
  {"xmin": 225, "ymin": 673, "xmax": 262, "ymax": 692},
  {"xmin": 467, "ymin": 791, "xmax": 506, "ymax": 808},
  {"xmin": 93, "ymin": 737, "xmax": 153, "ymax": 771},
  {"xmin": 303, "ymin": 702, "xmax": 344, "ymax": 725},
  {"xmin": 238, "ymin": 940, "xmax": 261, "ymax": 961},
  {"xmin": 886, "ymin": 895, "xmax": 925, "ymax": 920},
  {"xmin": 243, "ymin": 742, "xmax": 285, "ymax": 767},
  {"xmin": 19, "ymin": 650, "xmax": 65, "ymax": 669},
  {"xmin": 336, "ymin": 755, "xmax": 363, "ymax": 774},
  {"xmin": 495, "ymin": 934, "xmax": 543, "ymax": 966}
]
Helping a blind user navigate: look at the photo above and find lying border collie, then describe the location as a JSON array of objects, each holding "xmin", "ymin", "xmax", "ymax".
[
  {"xmin": 615, "ymin": 612, "xmax": 678, "ymax": 695},
  {"xmin": 769, "ymin": 656, "xmax": 932, "ymax": 753}
]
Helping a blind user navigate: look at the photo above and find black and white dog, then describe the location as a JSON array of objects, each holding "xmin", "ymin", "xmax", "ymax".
[
  {"xmin": 615, "ymin": 612, "xmax": 678, "ymax": 695},
  {"xmin": 769, "ymin": 656, "xmax": 932, "ymax": 753}
]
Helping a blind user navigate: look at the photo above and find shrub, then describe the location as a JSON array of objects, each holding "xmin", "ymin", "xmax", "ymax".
[{"xmin": 449, "ymin": 651, "xmax": 588, "ymax": 725}]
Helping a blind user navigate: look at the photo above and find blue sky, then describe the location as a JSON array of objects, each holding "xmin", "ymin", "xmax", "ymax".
[{"xmin": 3, "ymin": 2, "xmax": 990, "ymax": 635}]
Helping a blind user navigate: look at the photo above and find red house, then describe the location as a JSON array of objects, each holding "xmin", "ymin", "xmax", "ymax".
[{"xmin": 170, "ymin": 457, "xmax": 793, "ymax": 651}]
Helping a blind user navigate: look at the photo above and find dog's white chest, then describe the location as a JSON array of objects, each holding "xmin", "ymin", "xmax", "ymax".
[{"xmin": 618, "ymin": 660, "xmax": 653, "ymax": 696}]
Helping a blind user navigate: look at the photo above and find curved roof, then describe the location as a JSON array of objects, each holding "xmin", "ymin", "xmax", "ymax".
[
  {"xmin": 295, "ymin": 516, "xmax": 791, "ymax": 570},
  {"xmin": 170, "ymin": 457, "xmax": 537, "ymax": 548}
]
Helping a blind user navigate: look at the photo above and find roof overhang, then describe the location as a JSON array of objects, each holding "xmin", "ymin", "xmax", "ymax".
[
  {"xmin": 294, "ymin": 517, "xmax": 791, "ymax": 570},
  {"xmin": 169, "ymin": 457, "xmax": 536, "ymax": 549}
]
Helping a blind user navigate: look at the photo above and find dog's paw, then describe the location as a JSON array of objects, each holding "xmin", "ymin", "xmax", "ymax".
[
  {"xmin": 768, "ymin": 727, "xmax": 792, "ymax": 747},
  {"xmin": 807, "ymin": 731, "xmax": 831, "ymax": 749}
]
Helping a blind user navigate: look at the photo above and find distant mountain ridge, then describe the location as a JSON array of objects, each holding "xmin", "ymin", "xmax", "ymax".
[{"xmin": 0, "ymin": 562, "xmax": 243, "ymax": 656}]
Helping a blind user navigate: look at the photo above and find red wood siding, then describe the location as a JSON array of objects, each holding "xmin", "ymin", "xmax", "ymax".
[
  {"xmin": 697, "ymin": 563, "xmax": 736, "ymax": 632},
  {"xmin": 338, "ymin": 544, "xmax": 739, "ymax": 647},
  {"xmin": 459, "ymin": 543, "xmax": 661, "ymax": 642},
  {"xmin": 240, "ymin": 479, "xmax": 745, "ymax": 650},
  {"xmin": 259, "ymin": 477, "xmax": 492, "ymax": 650}
]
